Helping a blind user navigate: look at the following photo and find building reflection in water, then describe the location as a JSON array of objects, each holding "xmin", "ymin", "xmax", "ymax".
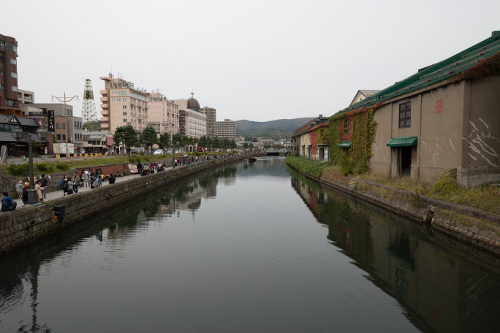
[
  {"xmin": 290, "ymin": 170, "xmax": 500, "ymax": 333},
  {"xmin": 0, "ymin": 164, "xmax": 237, "ymax": 332}
]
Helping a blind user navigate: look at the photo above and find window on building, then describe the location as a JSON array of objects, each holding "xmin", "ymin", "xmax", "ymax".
[
  {"xmin": 112, "ymin": 98, "xmax": 116, "ymax": 102},
  {"xmin": 344, "ymin": 119, "xmax": 351, "ymax": 135},
  {"xmin": 123, "ymin": 119, "xmax": 127, "ymax": 122},
  {"xmin": 112, "ymin": 90, "xmax": 117, "ymax": 94},
  {"xmin": 10, "ymin": 58, "xmax": 16, "ymax": 65},
  {"xmin": 56, "ymin": 123, "xmax": 61, "ymax": 129},
  {"xmin": 117, "ymin": 98, "xmax": 121, "ymax": 102},
  {"xmin": 0, "ymin": 41, "xmax": 4, "ymax": 49},
  {"xmin": 0, "ymin": 70, "xmax": 3, "ymax": 77},
  {"xmin": 6, "ymin": 100, "xmax": 15, "ymax": 107},
  {"xmin": 62, "ymin": 123, "xmax": 65, "ymax": 130},
  {"xmin": 119, "ymin": 91, "xmax": 127, "ymax": 96},
  {"xmin": 11, "ymin": 86, "xmax": 17, "ymax": 92},
  {"xmin": 399, "ymin": 101, "xmax": 411, "ymax": 128},
  {"xmin": 123, "ymin": 105, "xmax": 127, "ymax": 109},
  {"xmin": 11, "ymin": 72, "xmax": 17, "ymax": 78},
  {"xmin": 57, "ymin": 134, "xmax": 61, "ymax": 140},
  {"xmin": 62, "ymin": 134, "xmax": 66, "ymax": 140},
  {"xmin": 123, "ymin": 98, "xmax": 127, "ymax": 102},
  {"xmin": 0, "ymin": 84, "xmax": 4, "ymax": 91},
  {"xmin": 123, "ymin": 112, "xmax": 127, "ymax": 115},
  {"xmin": 5, "ymin": 42, "xmax": 17, "ymax": 53}
]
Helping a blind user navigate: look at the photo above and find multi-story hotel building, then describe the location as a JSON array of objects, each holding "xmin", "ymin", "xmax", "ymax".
[
  {"xmin": 172, "ymin": 95, "xmax": 207, "ymax": 139},
  {"xmin": 216, "ymin": 119, "xmax": 236, "ymax": 139},
  {"xmin": 200, "ymin": 106, "xmax": 216, "ymax": 138},
  {"xmin": 0, "ymin": 34, "xmax": 21, "ymax": 116},
  {"xmin": 100, "ymin": 74, "xmax": 149, "ymax": 133},
  {"xmin": 148, "ymin": 91, "xmax": 179, "ymax": 137}
]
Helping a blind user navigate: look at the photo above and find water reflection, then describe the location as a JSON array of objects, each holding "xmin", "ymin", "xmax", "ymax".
[
  {"xmin": 0, "ymin": 164, "xmax": 238, "ymax": 332},
  {"xmin": 290, "ymin": 170, "xmax": 500, "ymax": 333},
  {"xmin": 1, "ymin": 159, "xmax": 499, "ymax": 332}
]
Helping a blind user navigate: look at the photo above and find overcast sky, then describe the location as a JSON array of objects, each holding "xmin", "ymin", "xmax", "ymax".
[{"xmin": 2, "ymin": 0, "xmax": 499, "ymax": 122}]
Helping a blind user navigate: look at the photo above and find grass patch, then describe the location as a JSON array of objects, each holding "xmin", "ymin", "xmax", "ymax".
[{"xmin": 285, "ymin": 156, "xmax": 333, "ymax": 178}]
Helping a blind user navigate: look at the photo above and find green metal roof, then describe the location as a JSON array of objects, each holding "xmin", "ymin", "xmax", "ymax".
[
  {"xmin": 386, "ymin": 136, "xmax": 418, "ymax": 147},
  {"xmin": 338, "ymin": 141, "xmax": 352, "ymax": 148},
  {"xmin": 336, "ymin": 31, "xmax": 500, "ymax": 115}
]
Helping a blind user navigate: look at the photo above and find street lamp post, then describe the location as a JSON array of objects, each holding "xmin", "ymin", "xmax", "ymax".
[{"xmin": 12, "ymin": 125, "xmax": 48, "ymax": 204}]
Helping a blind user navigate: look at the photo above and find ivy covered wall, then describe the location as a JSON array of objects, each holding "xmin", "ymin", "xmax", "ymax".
[{"xmin": 328, "ymin": 103, "xmax": 381, "ymax": 173}]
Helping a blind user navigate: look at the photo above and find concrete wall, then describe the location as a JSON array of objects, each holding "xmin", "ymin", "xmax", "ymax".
[
  {"xmin": 0, "ymin": 155, "xmax": 250, "ymax": 255},
  {"xmin": 462, "ymin": 75, "xmax": 500, "ymax": 186}
]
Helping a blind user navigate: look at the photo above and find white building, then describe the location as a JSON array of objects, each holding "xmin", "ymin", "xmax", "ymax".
[{"xmin": 216, "ymin": 119, "xmax": 236, "ymax": 139}]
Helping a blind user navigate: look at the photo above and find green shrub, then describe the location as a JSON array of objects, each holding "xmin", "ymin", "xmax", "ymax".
[
  {"xmin": 285, "ymin": 156, "xmax": 332, "ymax": 178},
  {"xmin": 54, "ymin": 161, "xmax": 70, "ymax": 172},
  {"xmin": 35, "ymin": 162, "xmax": 49, "ymax": 172},
  {"xmin": 6, "ymin": 164, "xmax": 29, "ymax": 177}
]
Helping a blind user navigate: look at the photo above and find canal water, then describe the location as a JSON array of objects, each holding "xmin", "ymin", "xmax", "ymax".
[{"xmin": 0, "ymin": 157, "xmax": 499, "ymax": 332}]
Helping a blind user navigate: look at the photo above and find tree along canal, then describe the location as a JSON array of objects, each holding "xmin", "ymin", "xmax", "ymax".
[{"xmin": 0, "ymin": 157, "xmax": 499, "ymax": 332}]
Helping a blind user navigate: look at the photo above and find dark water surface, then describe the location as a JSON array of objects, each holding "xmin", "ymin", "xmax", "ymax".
[{"xmin": 1, "ymin": 157, "xmax": 499, "ymax": 332}]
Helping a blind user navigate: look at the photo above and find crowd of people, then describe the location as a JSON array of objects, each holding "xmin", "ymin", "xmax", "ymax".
[{"xmin": 2, "ymin": 152, "xmax": 245, "ymax": 211}]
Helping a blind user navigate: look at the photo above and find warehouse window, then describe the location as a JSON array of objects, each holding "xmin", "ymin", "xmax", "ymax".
[{"xmin": 399, "ymin": 102, "xmax": 411, "ymax": 128}]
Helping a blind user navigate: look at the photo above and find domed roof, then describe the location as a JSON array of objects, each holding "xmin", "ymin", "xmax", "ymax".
[{"xmin": 187, "ymin": 93, "xmax": 200, "ymax": 110}]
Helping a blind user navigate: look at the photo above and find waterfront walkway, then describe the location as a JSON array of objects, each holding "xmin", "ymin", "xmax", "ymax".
[{"xmin": 11, "ymin": 169, "xmax": 169, "ymax": 208}]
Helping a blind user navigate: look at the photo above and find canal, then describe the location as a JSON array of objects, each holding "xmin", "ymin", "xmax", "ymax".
[{"xmin": 0, "ymin": 157, "xmax": 499, "ymax": 332}]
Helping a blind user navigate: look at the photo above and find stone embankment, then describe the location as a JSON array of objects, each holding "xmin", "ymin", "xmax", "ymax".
[
  {"xmin": 287, "ymin": 163, "xmax": 500, "ymax": 257},
  {"xmin": 0, "ymin": 155, "xmax": 254, "ymax": 256}
]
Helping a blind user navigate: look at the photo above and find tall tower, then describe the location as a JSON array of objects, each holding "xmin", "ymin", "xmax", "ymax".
[{"xmin": 82, "ymin": 79, "xmax": 99, "ymax": 131}]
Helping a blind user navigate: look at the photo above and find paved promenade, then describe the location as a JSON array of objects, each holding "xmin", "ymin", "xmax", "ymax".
[{"xmin": 11, "ymin": 169, "xmax": 169, "ymax": 208}]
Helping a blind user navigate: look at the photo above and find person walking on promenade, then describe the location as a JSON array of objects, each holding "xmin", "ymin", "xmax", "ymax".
[
  {"xmin": 35, "ymin": 180, "xmax": 45, "ymax": 202},
  {"xmin": 72, "ymin": 171, "xmax": 80, "ymax": 193},
  {"xmin": 61, "ymin": 176, "xmax": 69, "ymax": 196},
  {"xmin": 41, "ymin": 174, "xmax": 48, "ymax": 199},
  {"xmin": 15, "ymin": 180, "xmax": 23, "ymax": 199},
  {"xmin": 22, "ymin": 184, "xmax": 29, "ymax": 205},
  {"xmin": 83, "ymin": 170, "xmax": 89, "ymax": 188}
]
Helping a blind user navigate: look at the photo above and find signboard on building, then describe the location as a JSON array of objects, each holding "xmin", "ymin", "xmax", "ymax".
[{"xmin": 48, "ymin": 110, "xmax": 55, "ymax": 132}]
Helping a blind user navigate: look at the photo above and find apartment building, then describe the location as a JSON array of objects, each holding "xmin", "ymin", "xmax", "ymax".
[
  {"xmin": 200, "ymin": 106, "xmax": 216, "ymax": 138},
  {"xmin": 100, "ymin": 74, "xmax": 149, "ymax": 133},
  {"xmin": 216, "ymin": 119, "xmax": 236, "ymax": 139},
  {"xmin": 148, "ymin": 91, "xmax": 179, "ymax": 136},
  {"xmin": 0, "ymin": 34, "xmax": 21, "ymax": 116},
  {"xmin": 18, "ymin": 89, "xmax": 34, "ymax": 104}
]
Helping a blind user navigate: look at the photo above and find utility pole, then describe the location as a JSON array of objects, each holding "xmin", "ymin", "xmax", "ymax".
[{"xmin": 52, "ymin": 93, "xmax": 78, "ymax": 157}]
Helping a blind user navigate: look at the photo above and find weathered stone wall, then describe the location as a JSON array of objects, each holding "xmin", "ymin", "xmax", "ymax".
[
  {"xmin": 0, "ymin": 155, "xmax": 252, "ymax": 255},
  {"xmin": 287, "ymin": 162, "xmax": 500, "ymax": 257}
]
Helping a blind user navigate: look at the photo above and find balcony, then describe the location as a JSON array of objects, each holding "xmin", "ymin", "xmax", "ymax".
[{"xmin": 100, "ymin": 96, "xmax": 108, "ymax": 102}]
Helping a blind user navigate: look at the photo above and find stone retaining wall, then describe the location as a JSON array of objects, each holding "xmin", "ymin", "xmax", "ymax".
[
  {"xmin": 287, "ymin": 163, "xmax": 500, "ymax": 257},
  {"xmin": 0, "ymin": 155, "xmax": 252, "ymax": 256}
]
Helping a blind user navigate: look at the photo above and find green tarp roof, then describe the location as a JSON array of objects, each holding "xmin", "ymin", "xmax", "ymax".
[
  {"xmin": 386, "ymin": 136, "xmax": 418, "ymax": 147},
  {"xmin": 335, "ymin": 31, "xmax": 500, "ymax": 115},
  {"xmin": 339, "ymin": 141, "xmax": 352, "ymax": 148}
]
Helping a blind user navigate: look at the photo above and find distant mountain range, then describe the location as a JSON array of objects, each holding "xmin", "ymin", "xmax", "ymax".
[{"xmin": 235, "ymin": 117, "xmax": 314, "ymax": 139}]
